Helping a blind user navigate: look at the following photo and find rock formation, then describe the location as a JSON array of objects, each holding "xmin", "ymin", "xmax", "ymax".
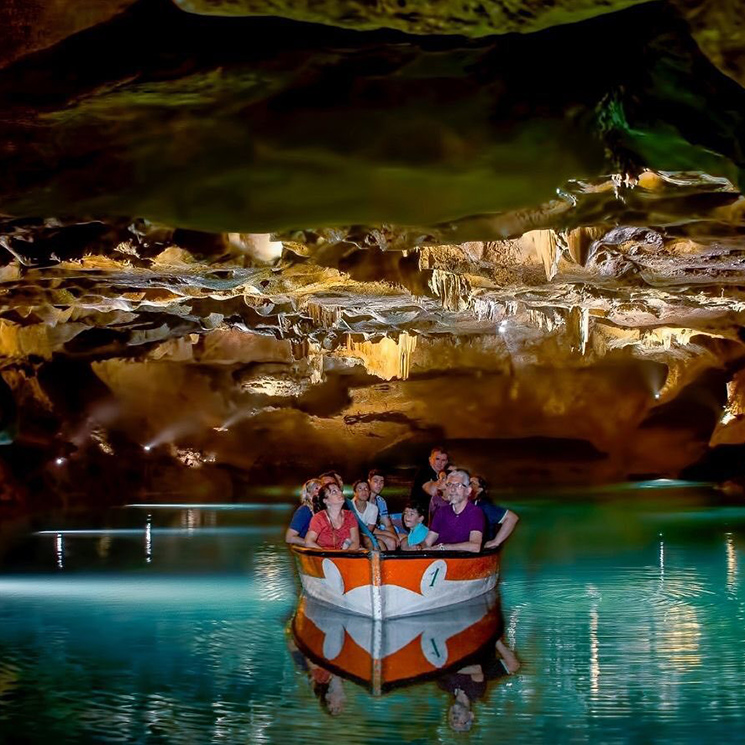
[{"xmin": 2, "ymin": 0, "xmax": 745, "ymax": 502}]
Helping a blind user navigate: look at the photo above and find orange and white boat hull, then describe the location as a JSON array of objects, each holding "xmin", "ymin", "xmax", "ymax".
[
  {"xmin": 292, "ymin": 590, "xmax": 502, "ymax": 693},
  {"xmin": 291, "ymin": 547, "xmax": 500, "ymax": 619}
]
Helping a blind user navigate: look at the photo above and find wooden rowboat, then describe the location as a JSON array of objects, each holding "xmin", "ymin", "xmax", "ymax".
[
  {"xmin": 290, "ymin": 545, "xmax": 500, "ymax": 619},
  {"xmin": 292, "ymin": 590, "xmax": 502, "ymax": 694}
]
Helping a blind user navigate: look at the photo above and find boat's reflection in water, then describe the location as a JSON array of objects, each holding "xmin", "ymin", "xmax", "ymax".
[{"xmin": 290, "ymin": 590, "xmax": 512, "ymax": 711}]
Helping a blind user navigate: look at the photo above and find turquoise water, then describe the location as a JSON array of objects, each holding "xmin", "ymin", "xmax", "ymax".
[{"xmin": 1, "ymin": 490, "xmax": 745, "ymax": 743}]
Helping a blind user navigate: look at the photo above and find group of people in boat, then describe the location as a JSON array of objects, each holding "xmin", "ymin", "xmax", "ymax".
[{"xmin": 285, "ymin": 447, "xmax": 519, "ymax": 553}]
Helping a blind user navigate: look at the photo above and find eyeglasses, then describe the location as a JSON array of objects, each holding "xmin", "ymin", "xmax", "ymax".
[{"xmin": 445, "ymin": 481, "xmax": 468, "ymax": 489}]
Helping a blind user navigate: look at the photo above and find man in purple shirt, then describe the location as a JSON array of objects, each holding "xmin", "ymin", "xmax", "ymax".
[{"xmin": 422, "ymin": 469, "xmax": 484, "ymax": 553}]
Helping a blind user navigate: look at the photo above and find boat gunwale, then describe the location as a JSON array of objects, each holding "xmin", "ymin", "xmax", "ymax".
[{"xmin": 290, "ymin": 545, "xmax": 502, "ymax": 560}]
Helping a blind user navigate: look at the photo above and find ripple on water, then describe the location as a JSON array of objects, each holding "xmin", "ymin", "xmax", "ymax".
[{"xmin": 503, "ymin": 564, "xmax": 716, "ymax": 618}]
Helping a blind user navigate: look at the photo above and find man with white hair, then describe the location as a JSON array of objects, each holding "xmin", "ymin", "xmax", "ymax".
[{"xmin": 421, "ymin": 469, "xmax": 484, "ymax": 553}]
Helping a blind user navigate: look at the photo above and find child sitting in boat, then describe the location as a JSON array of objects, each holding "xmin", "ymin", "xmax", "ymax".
[
  {"xmin": 351, "ymin": 479, "xmax": 397, "ymax": 550},
  {"xmin": 399, "ymin": 502, "xmax": 429, "ymax": 551},
  {"xmin": 305, "ymin": 483, "xmax": 361, "ymax": 551},
  {"xmin": 368, "ymin": 470, "xmax": 399, "ymax": 551}
]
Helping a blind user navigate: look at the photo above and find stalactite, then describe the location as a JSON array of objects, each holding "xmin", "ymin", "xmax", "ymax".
[
  {"xmin": 428, "ymin": 269, "xmax": 470, "ymax": 311},
  {"xmin": 473, "ymin": 297, "xmax": 501, "ymax": 322},
  {"xmin": 568, "ymin": 306, "xmax": 591, "ymax": 354},
  {"xmin": 527, "ymin": 308, "xmax": 563, "ymax": 333},
  {"xmin": 292, "ymin": 340, "xmax": 325, "ymax": 384},
  {"xmin": 528, "ymin": 229, "xmax": 560, "ymax": 281},
  {"xmin": 343, "ymin": 332, "xmax": 417, "ymax": 380},
  {"xmin": 305, "ymin": 300, "xmax": 343, "ymax": 329},
  {"xmin": 564, "ymin": 226, "xmax": 605, "ymax": 266}
]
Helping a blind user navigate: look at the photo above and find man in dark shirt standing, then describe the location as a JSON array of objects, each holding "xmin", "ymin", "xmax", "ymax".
[{"xmin": 410, "ymin": 446, "xmax": 449, "ymax": 511}]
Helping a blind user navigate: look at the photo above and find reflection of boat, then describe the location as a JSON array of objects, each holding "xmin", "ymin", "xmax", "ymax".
[
  {"xmin": 291, "ymin": 591, "xmax": 502, "ymax": 694},
  {"xmin": 290, "ymin": 546, "xmax": 500, "ymax": 619}
]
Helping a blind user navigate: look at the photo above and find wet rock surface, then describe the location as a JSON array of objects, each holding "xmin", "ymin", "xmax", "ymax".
[
  {"xmin": 174, "ymin": 0, "xmax": 649, "ymax": 37},
  {"xmin": 1, "ymin": 0, "xmax": 745, "ymax": 501}
]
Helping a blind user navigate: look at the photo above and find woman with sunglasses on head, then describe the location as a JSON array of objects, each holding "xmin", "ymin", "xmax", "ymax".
[{"xmin": 305, "ymin": 482, "xmax": 360, "ymax": 551}]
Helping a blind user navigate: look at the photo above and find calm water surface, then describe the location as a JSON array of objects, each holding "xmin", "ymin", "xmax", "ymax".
[{"xmin": 1, "ymin": 487, "xmax": 744, "ymax": 743}]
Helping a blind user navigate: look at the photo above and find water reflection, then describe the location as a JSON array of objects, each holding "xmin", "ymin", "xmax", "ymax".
[
  {"xmin": 290, "ymin": 590, "xmax": 519, "ymax": 730},
  {"xmin": 726, "ymin": 532, "xmax": 737, "ymax": 594},
  {"xmin": 0, "ymin": 492, "xmax": 745, "ymax": 742},
  {"xmin": 291, "ymin": 591, "xmax": 504, "ymax": 694},
  {"xmin": 54, "ymin": 533, "xmax": 63, "ymax": 569},
  {"xmin": 145, "ymin": 514, "xmax": 152, "ymax": 563}
]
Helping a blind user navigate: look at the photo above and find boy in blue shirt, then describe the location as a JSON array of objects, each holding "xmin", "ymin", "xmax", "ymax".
[{"xmin": 399, "ymin": 502, "xmax": 428, "ymax": 550}]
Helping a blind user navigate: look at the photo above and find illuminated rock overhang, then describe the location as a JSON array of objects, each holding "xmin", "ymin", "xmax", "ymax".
[{"xmin": 1, "ymin": 0, "xmax": 745, "ymax": 491}]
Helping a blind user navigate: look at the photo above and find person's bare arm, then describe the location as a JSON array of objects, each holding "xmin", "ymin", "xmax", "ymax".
[
  {"xmin": 285, "ymin": 527, "xmax": 307, "ymax": 546},
  {"xmin": 305, "ymin": 529, "xmax": 321, "ymax": 549},
  {"xmin": 456, "ymin": 664, "xmax": 484, "ymax": 681},
  {"xmin": 423, "ymin": 529, "xmax": 440, "ymax": 548},
  {"xmin": 348, "ymin": 526, "xmax": 361, "ymax": 550},
  {"xmin": 379, "ymin": 514, "xmax": 393, "ymax": 530},
  {"xmin": 496, "ymin": 639, "xmax": 521, "ymax": 674},
  {"xmin": 435, "ymin": 530, "xmax": 483, "ymax": 553},
  {"xmin": 484, "ymin": 511, "xmax": 519, "ymax": 550},
  {"xmin": 399, "ymin": 534, "xmax": 421, "ymax": 551}
]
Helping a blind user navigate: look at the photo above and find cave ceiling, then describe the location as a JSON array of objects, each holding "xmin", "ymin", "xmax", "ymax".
[{"xmin": 2, "ymin": 0, "xmax": 745, "ymax": 490}]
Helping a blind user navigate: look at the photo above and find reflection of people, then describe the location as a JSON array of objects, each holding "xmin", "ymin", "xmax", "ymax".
[
  {"xmin": 305, "ymin": 483, "xmax": 360, "ymax": 550},
  {"xmin": 285, "ymin": 478, "xmax": 322, "ymax": 546},
  {"xmin": 470, "ymin": 475, "xmax": 520, "ymax": 549},
  {"xmin": 287, "ymin": 636, "xmax": 346, "ymax": 716},
  {"xmin": 410, "ymin": 447, "xmax": 449, "ymax": 510},
  {"xmin": 423, "ymin": 470, "xmax": 484, "ymax": 553},
  {"xmin": 439, "ymin": 638, "xmax": 520, "ymax": 732},
  {"xmin": 309, "ymin": 663, "xmax": 346, "ymax": 716}
]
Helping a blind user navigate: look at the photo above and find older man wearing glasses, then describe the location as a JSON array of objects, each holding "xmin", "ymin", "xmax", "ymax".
[{"xmin": 421, "ymin": 469, "xmax": 485, "ymax": 553}]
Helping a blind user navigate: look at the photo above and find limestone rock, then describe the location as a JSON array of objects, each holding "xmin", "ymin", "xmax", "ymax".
[
  {"xmin": 1, "ymin": 0, "xmax": 745, "ymax": 491},
  {"xmin": 174, "ymin": 0, "xmax": 649, "ymax": 36},
  {"xmin": 671, "ymin": 0, "xmax": 745, "ymax": 88},
  {"xmin": 0, "ymin": 0, "xmax": 135, "ymax": 69},
  {"xmin": 1, "ymin": 2, "xmax": 743, "ymax": 233}
]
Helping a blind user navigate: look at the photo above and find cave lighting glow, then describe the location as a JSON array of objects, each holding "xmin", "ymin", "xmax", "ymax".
[
  {"xmin": 637, "ymin": 479, "xmax": 710, "ymax": 489},
  {"xmin": 143, "ymin": 420, "xmax": 205, "ymax": 451},
  {"xmin": 0, "ymin": 576, "xmax": 280, "ymax": 603}
]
